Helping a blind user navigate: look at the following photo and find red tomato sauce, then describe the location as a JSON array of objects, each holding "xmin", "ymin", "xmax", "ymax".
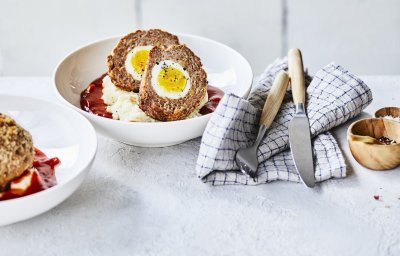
[
  {"xmin": 0, "ymin": 148, "xmax": 60, "ymax": 201},
  {"xmin": 80, "ymin": 74, "xmax": 112, "ymax": 118},
  {"xmin": 80, "ymin": 74, "xmax": 225, "ymax": 119},
  {"xmin": 199, "ymin": 85, "xmax": 224, "ymax": 115}
]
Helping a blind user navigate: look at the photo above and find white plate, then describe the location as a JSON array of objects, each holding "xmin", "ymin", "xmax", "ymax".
[
  {"xmin": 0, "ymin": 95, "xmax": 97, "ymax": 226},
  {"xmin": 54, "ymin": 33, "xmax": 253, "ymax": 147}
]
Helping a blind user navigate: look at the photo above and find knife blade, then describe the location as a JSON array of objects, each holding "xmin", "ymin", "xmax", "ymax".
[{"xmin": 288, "ymin": 48, "xmax": 315, "ymax": 188}]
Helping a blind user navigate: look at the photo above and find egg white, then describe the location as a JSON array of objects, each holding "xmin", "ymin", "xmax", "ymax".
[
  {"xmin": 150, "ymin": 60, "xmax": 191, "ymax": 99},
  {"xmin": 125, "ymin": 45, "xmax": 153, "ymax": 80},
  {"xmin": 9, "ymin": 168, "xmax": 34, "ymax": 190}
]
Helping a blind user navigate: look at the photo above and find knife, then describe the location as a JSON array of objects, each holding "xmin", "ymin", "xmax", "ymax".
[{"xmin": 288, "ymin": 48, "xmax": 315, "ymax": 188}]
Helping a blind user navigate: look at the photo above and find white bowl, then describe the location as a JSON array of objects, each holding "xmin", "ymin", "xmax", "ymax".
[
  {"xmin": 54, "ymin": 33, "xmax": 253, "ymax": 147},
  {"xmin": 0, "ymin": 95, "xmax": 97, "ymax": 226}
]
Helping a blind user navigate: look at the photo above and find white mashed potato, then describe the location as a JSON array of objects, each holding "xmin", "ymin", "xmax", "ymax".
[{"xmin": 101, "ymin": 75, "xmax": 207, "ymax": 122}]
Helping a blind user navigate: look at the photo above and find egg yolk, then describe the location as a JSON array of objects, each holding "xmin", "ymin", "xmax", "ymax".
[
  {"xmin": 130, "ymin": 49, "xmax": 150, "ymax": 75},
  {"xmin": 157, "ymin": 66, "xmax": 187, "ymax": 93}
]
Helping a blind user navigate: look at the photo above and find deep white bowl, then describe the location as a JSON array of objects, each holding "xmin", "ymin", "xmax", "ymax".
[
  {"xmin": 54, "ymin": 33, "xmax": 253, "ymax": 147},
  {"xmin": 0, "ymin": 95, "xmax": 97, "ymax": 226}
]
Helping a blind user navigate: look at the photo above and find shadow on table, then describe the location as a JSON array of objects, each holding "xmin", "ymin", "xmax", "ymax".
[{"xmin": 331, "ymin": 111, "xmax": 372, "ymax": 179}]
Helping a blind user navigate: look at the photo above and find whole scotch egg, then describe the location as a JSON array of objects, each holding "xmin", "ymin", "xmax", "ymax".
[
  {"xmin": 0, "ymin": 113, "xmax": 34, "ymax": 191},
  {"xmin": 139, "ymin": 45, "xmax": 208, "ymax": 121},
  {"xmin": 107, "ymin": 29, "xmax": 180, "ymax": 92}
]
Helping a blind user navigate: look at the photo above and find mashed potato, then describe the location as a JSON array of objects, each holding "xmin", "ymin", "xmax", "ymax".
[
  {"xmin": 102, "ymin": 76, "xmax": 155, "ymax": 122},
  {"xmin": 101, "ymin": 75, "xmax": 207, "ymax": 122}
]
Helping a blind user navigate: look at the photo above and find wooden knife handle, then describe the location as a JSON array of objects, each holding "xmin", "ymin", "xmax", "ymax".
[
  {"xmin": 259, "ymin": 71, "xmax": 290, "ymax": 126},
  {"xmin": 288, "ymin": 48, "xmax": 305, "ymax": 105}
]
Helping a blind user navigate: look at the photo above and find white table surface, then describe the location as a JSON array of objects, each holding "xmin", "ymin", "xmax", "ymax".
[{"xmin": 0, "ymin": 76, "xmax": 399, "ymax": 256}]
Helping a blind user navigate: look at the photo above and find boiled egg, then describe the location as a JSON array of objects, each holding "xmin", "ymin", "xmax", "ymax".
[
  {"xmin": 125, "ymin": 45, "xmax": 153, "ymax": 80},
  {"xmin": 150, "ymin": 60, "xmax": 190, "ymax": 99}
]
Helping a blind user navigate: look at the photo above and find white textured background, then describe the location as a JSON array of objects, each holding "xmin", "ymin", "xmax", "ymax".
[{"xmin": 0, "ymin": 0, "xmax": 399, "ymax": 76}]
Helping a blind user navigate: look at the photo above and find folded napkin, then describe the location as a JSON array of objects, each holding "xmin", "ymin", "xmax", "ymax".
[{"xmin": 196, "ymin": 58, "xmax": 373, "ymax": 185}]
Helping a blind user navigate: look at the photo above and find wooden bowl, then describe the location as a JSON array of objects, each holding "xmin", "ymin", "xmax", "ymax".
[
  {"xmin": 347, "ymin": 118, "xmax": 400, "ymax": 170},
  {"xmin": 375, "ymin": 107, "xmax": 400, "ymax": 119}
]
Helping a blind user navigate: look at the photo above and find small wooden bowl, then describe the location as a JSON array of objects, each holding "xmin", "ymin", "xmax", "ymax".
[
  {"xmin": 347, "ymin": 118, "xmax": 400, "ymax": 170},
  {"xmin": 375, "ymin": 107, "xmax": 400, "ymax": 119}
]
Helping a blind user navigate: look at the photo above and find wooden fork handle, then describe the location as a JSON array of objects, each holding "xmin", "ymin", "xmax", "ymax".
[
  {"xmin": 259, "ymin": 71, "xmax": 290, "ymax": 126},
  {"xmin": 288, "ymin": 48, "xmax": 305, "ymax": 105}
]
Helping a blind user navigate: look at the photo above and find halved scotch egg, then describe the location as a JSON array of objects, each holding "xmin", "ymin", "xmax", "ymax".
[
  {"xmin": 107, "ymin": 29, "xmax": 180, "ymax": 92},
  {"xmin": 139, "ymin": 45, "xmax": 208, "ymax": 121}
]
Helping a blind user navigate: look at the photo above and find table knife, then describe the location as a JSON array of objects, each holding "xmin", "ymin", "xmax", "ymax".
[{"xmin": 288, "ymin": 48, "xmax": 315, "ymax": 188}]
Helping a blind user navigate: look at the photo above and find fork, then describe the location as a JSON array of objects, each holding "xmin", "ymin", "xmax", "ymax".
[{"xmin": 235, "ymin": 71, "xmax": 290, "ymax": 180}]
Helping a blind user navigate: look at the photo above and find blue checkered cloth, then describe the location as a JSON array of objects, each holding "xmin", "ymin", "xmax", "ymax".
[{"xmin": 196, "ymin": 59, "xmax": 373, "ymax": 185}]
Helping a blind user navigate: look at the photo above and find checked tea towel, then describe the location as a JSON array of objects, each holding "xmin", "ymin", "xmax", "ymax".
[{"xmin": 196, "ymin": 58, "xmax": 373, "ymax": 185}]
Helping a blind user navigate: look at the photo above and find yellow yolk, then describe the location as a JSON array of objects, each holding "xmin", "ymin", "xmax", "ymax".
[
  {"xmin": 157, "ymin": 66, "xmax": 187, "ymax": 92},
  {"xmin": 150, "ymin": 60, "xmax": 191, "ymax": 99},
  {"xmin": 130, "ymin": 49, "xmax": 150, "ymax": 75}
]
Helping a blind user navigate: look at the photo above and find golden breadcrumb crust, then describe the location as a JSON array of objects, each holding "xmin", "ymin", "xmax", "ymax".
[{"xmin": 0, "ymin": 113, "xmax": 34, "ymax": 191}]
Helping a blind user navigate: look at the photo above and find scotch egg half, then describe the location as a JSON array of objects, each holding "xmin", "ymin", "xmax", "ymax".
[
  {"xmin": 150, "ymin": 60, "xmax": 191, "ymax": 99},
  {"xmin": 125, "ymin": 45, "xmax": 153, "ymax": 80}
]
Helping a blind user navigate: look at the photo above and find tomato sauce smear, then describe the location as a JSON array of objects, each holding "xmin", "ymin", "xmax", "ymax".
[
  {"xmin": 0, "ymin": 148, "xmax": 60, "ymax": 201},
  {"xmin": 80, "ymin": 74, "xmax": 112, "ymax": 118}
]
